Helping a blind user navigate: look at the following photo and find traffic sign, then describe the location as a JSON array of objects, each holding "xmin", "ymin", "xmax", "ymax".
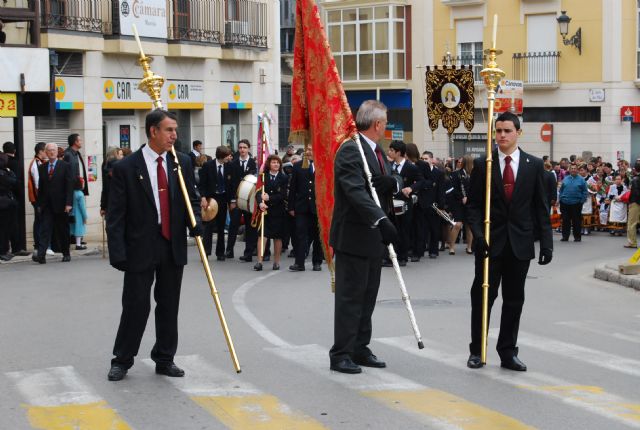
[
  {"xmin": 0, "ymin": 93, "xmax": 17, "ymax": 118},
  {"xmin": 540, "ymin": 123, "xmax": 553, "ymax": 143}
]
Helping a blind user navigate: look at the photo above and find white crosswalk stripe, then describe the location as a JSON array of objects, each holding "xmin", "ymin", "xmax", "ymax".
[{"xmin": 555, "ymin": 320, "xmax": 640, "ymax": 344}]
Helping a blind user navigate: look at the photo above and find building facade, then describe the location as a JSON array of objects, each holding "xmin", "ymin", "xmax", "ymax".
[{"xmin": 0, "ymin": 0, "xmax": 281, "ymax": 240}]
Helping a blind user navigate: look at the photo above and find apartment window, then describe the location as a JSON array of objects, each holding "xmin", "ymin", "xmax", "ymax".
[
  {"xmin": 327, "ymin": 5, "xmax": 406, "ymax": 81},
  {"xmin": 456, "ymin": 19, "xmax": 483, "ymax": 82}
]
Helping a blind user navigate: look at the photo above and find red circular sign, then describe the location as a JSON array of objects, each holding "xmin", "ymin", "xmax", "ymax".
[{"xmin": 540, "ymin": 123, "xmax": 553, "ymax": 143}]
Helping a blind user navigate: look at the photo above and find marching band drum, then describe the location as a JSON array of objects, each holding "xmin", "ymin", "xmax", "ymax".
[{"xmin": 236, "ymin": 174, "xmax": 258, "ymax": 213}]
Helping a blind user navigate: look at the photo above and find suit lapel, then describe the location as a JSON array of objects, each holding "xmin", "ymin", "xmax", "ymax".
[
  {"xmin": 167, "ymin": 153, "xmax": 178, "ymax": 201},
  {"xmin": 512, "ymin": 150, "xmax": 530, "ymax": 199},
  {"xmin": 492, "ymin": 151, "xmax": 507, "ymax": 202},
  {"xmin": 359, "ymin": 134, "xmax": 381, "ymax": 175},
  {"xmin": 133, "ymin": 151, "xmax": 156, "ymax": 208}
]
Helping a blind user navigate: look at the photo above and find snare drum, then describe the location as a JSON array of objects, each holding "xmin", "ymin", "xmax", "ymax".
[
  {"xmin": 236, "ymin": 174, "xmax": 257, "ymax": 213},
  {"xmin": 393, "ymin": 199, "xmax": 408, "ymax": 216}
]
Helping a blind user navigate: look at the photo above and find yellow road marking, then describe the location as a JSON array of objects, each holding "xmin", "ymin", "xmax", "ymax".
[
  {"xmin": 192, "ymin": 394, "xmax": 327, "ymax": 430},
  {"xmin": 25, "ymin": 400, "xmax": 131, "ymax": 430},
  {"xmin": 364, "ymin": 389, "xmax": 535, "ymax": 430}
]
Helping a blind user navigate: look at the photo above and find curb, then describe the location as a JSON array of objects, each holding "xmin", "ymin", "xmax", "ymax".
[
  {"xmin": 0, "ymin": 247, "xmax": 103, "ymax": 265},
  {"xmin": 594, "ymin": 263, "xmax": 640, "ymax": 291}
]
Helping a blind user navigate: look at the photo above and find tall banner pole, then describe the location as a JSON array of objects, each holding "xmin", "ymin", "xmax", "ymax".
[
  {"xmin": 132, "ymin": 25, "xmax": 241, "ymax": 373},
  {"xmin": 478, "ymin": 15, "xmax": 506, "ymax": 365}
]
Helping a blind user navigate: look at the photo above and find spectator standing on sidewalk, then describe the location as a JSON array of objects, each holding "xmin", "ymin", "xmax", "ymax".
[
  {"xmin": 28, "ymin": 142, "xmax": 47, "ymax": 255},
  {"xmin": 559, "ymin": 164, "xmax": 588, "ymax": 242},
  {"xmin": 0, "ymin": 153, "xmax": 18, "ymax": 261},
  {"xmin": 625, "ymin": 163, "xmax": 640, "ymax": 248},
  {"xmin": 69, "ymin": 176, "xmax": 88, "ymax": 250}
]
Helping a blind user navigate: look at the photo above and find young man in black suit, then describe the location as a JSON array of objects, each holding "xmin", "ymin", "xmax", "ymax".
[
  {"xmin": 287, "ymin": 146, "xmax": 323, "ymax": 271},
  {"xmin": 329, "ymin": 100, "xmax": 399, "ymax": 374},
  {"xmin": 420, "ymin": 151, "xmax": 445, "ymax": 258},
  {"xmin": 33, "ymin": 143, "xmax": 73, "ymax": 263},
  {"xmin": 198, "ymin": 145, "xmax": 234, "ymax": 260},
  {"xmin": 106, "ymin": 110, "xmax": 201, "ymax": 381},
  {"xmin": 227, "ymin": 139, "xmax": 258, "ymax": 260},
  {"xmin": 466, "ymin": 111, "xmax": 553, "ymax": 372}
]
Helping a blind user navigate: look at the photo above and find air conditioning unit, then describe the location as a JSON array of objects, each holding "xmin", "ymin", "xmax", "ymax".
[{"xmin": 225, "ymin": 20, "xmax": 249, "ymax": 35}]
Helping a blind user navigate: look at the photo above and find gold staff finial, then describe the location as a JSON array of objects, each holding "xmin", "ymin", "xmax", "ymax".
[{"xmin": 132, "ymin": 24, "xmax": 165, "ymax": 110}]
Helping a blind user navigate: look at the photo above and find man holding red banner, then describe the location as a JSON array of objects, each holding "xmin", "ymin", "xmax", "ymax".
[{"xmin": 329, "ymin": 100, "xmax": 399, "ymax": 374}]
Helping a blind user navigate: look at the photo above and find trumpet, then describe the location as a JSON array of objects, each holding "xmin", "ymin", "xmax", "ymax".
[{"xmin": 432, "ymin": 203, "xmax": 456, "ymax": 227}]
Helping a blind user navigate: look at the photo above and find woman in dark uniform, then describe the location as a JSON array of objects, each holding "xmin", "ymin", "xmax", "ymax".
[
  {"xmin": 447, "ymin": 155, "xmax": 474, "ymax": 254},
  {"xmin": 254, "ymin": 155, "xmax": 289, "ymax": 271}
]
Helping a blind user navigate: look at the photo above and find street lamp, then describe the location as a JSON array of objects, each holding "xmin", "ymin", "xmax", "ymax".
[{"xmin": 557, "ymin": 10, "xmax": 581, "ymax": 55}]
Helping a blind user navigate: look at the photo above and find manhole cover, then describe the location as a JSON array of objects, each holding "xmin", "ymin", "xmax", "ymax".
[{"xmin": 377, "ymin": 299, "xmax": 455, "ymax": 307}]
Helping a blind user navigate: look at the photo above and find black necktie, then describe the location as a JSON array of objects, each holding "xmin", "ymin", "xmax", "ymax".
[
  {"xmin": 241, "ymin": 160, "xmax": 246, "ymax": 172},
  {"xmin": 217, "ymin": 165, "xmax": 225, "ymax": 193},
  {"xmin": 394, "ymin": 163, "xmax": 399, "ymax": 173}
]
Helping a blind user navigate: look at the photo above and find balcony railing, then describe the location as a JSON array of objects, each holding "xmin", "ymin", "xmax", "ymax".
[
  {"xmin": 444, "ymin": 54, "xmax": 486, "ymax": 84},
  {"xmin": 512, "ymin": 51, "xmax": 560, "ymax": 86},
  {"xmin": 168, "ymin": 0, "xmax": 222, "ymax": 44},
  {"xmin": 40, "ymin": 0, "xmax": 106, "ymax": 33},
  {"xmin": 224, "ymin": 0, "xmax": 268, "ymax": 48}
]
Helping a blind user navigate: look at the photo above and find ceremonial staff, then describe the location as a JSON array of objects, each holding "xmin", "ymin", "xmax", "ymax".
[
  {"xmin": 255, "ymin": 114, "xmax": 270, "ymax": 256},
  {"xmin": 478, "ymin": 15, "xmax": 506, "ymax": 365},
  {"xmin": 132, "ymin": 25, "xmax": 241, "ymax": 373}
]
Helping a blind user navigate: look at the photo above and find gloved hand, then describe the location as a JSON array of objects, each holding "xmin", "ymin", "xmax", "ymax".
[
  {"xmin": 111, "ymin": 260, "xmax": 129, "ymax": 272},
  {"xmin": 372, "ymin": 175, "xmax": 397, "ymax": 195},
  {"xmin": 538, "ymin": 248, "xmax": 553, "ymax": 265},
  {"xmin": 189, "ymin": 223, "xmax": 204, "ymax": 238},
  {"xmin": 378, "ymin": 217, "xmax": 399, "ymax": 245},
  {"xmin": 473, "ymin": 237, "xmax": 490, "ymax": 258}
]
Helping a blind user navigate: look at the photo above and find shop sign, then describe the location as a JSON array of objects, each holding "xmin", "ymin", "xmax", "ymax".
[
  {"xmin": 166, "ymin": 80, "xmax": 204, "ymax": 109},
  {"xmin": 55, "ymin": 76, "xmax": 84, "ymax": 110},
  {"xmin": 118, "ymin": 0, "xmax": 167, "ymax": 39},
  {"xmin": 621, "ymin": 106, "xmax": 640, "ymax": 122},
  {"xmin": 221, "ymin": 82, "xmax": 253, "ymax": 109},
  {"xmin": 102, "ymin": 78, "xmax": 204, "ymax": 109},
  {"xmin": 589, "ymin": 89, "xmax": 605, "ymax": 102},
  {"xmin": 0, "ymin": 93, "xmax": 17, "ymax": 117},
  {"xmin": 495, "ymin": 79, "xmax": 523, "ymax": 114}
]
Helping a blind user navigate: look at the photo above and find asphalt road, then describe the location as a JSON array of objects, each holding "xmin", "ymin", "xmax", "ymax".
[{"xmin": 1, "ymin": 231, "xmax": 639, "ymax": 430}]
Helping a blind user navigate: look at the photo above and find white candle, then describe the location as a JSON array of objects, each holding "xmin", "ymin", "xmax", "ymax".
[
  {"xmin": 132, "ymin": 24, "xmax": 145, "ymax": 58},
  {"xmin": 492, "ymin": 14, "xmax": 498, "ymax": 50}
]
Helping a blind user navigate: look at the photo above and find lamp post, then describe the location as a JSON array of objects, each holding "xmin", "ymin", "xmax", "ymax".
[{"xmin": 557, "ymin": 11, "xmax": 581, "ymax": 55}]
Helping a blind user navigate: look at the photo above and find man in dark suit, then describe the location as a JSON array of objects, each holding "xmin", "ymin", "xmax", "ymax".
[
  {"xmin": 32, "ymin": 143, "xmax": 73, "ymax": 264},
  {"xmin": 329, "ymin": 100, "xmax": 399, "ymax": 374},
  {"xmin": 419, "ymin": 151, "xmax": 445, "ymax": 258},
  {"xmin": 63, "ymin": 134, "xmax": 89, "ymax": 196},
  {"xmin": 288, "ymin": 146, "xmax": 323, "ymax": 271},
  {"xmin": 386, "ymin": 140, "xmax": 422, "ymax": 265},
  {"xmin": 106, "ymin": 110, "xmax": 201, "ymax": 381},
  {"xmin": 198, "ymin": 145, "xmax": 234, "ymax": 260},
  {"xmin": 227, "ymin": 139, "xmax": 258, "ymax": 260},
  {"xmin": 466, "ymin": 111, "xmax": 553, "ymax": 372},
  {"xmin": 188, "ymin": 140, "xmax": 203, "ymax": 172}
]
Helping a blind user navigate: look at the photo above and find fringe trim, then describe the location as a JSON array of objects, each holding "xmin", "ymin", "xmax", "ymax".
[{"xmin": 288, "ymin": 130, "xmax": 309, "ymax": 144}]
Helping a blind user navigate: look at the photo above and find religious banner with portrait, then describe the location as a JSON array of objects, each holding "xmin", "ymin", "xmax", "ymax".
[{"xmin": 425, "ymin": 66, "xmax": 475, "ymax": 135}]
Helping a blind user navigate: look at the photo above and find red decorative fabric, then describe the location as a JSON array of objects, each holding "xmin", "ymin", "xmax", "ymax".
[{"xmin": 290, "ymin": 0, "xmax": 358, "ymax": 279}]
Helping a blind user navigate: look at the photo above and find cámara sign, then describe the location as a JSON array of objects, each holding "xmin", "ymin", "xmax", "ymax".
[{"xmin": 118, "ymin": 0, "xmax": 167, "ymax": 39}]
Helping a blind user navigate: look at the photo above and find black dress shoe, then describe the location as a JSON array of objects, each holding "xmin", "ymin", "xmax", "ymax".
[
  {"xmin": 239, "ymin": 255, "xmax": 252, "ymax": 262},
  {"xmin": 500, "ymin": 356, "xmax": 527, "ymax": 371},
  {"xmin": 312, "ymin": 264, "xmax": 322, "ymax": 271},
  {"xmin": 216, "ymin": 256, "xmax": 226, "ymax": 261},
  {"xmin": 560, "ymin": 237, "xmax": 569, "ymax": 242},
  {"xmin": 410, "ymin": 256, "xmax": 421, "ymax": 262},
  {"xmin": 155, "ymin": 362, "xmax": 185, "ymax": 377},
  {"xmin": 61, "ymin": 255, "xmax": 71, "ymax": 262},
  {"xmin": 32, "ymin": 254, "xmax": 45, "ymax": 264},
  {"xmin": 399, "ymin": 259, "xmax": 407, "ymax": 267},
  {"xmin": 467, "ymin": 354, "xmax": 483, "ymax": 369},
  {"xmin": 254, "ymin": 262, "xmax": 263, "ymax": 271},
  {"xmin": 429, "ymin": 253, "xmax": 438, "ymax": 259},
  {"xmin": 75, "ymin": 245, "xmax": 87, "ymax": 250},
  {"xmin": 330, "ymin": 358, "xmax": 362, "ymax": 374},
  {"xmin": 574, "ymin": 238, "xmax": 581, "ymax": 242},
  {"xmin": 225, "ymin": 250, "xmax": 234, "ymax": 258},
  {"xmin": 353, "ymin": 354, "xmax": 386, "ymax": 368},
  {"xmin": 107, "ymin": 364, "xmax": 127, "ymax": 381},
  {"xmin": 382, "ymin": 259, "xmax": 393, "ymax": 267},
  {"xmin": 289, "ymin": 264, "xmax": 305, "ymax": 272},
  {"xmin": 272, "ymin": 263, "xmax": 280, "ymax": 270}
]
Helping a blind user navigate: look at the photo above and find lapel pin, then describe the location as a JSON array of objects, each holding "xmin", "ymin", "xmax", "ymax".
[
  {"xmin": 526, "ymin": 158, "xmax": 530, "ymax": 163},
  {"xmin": 139, "ymin": 175, "xmax": 143, "ymax": 180}
]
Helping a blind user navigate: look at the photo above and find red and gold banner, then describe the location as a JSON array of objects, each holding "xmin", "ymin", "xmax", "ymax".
[{"xmin": 290, "ymin": 0, "xmax": 358, "ymax": 286}]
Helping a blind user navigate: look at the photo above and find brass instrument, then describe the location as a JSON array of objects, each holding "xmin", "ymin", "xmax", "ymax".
[
  {"xmin": 432, "ymin": 203, "xmax": 456, "ymax": 227},
  {"xmin": 132, "ymin": 25, "xmax": 241, "ymax": 373},
  {"xmin": 478, "ymin": 15, "xmax": 506, "ymax": 365}
]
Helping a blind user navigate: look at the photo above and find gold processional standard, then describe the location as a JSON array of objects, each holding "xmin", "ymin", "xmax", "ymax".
[
  {"xmin": 479, "ymin": 16, "xmax": 506, "ymax": 365},
  {"xmin": 132, "ymin": 26, "xmax": 241, "ymax": 373}
]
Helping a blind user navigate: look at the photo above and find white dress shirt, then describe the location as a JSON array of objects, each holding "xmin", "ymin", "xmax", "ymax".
[
  {"xmin": 393, "ymin": 158, "xmax": 406, "ymax": 173},
  {"xmin": 498, "ymin": 148, "xmax": 520, "ymax": 181},
  {"xmin": 142, "ymin": 144, "xmax": 168, "ymax": 224}
]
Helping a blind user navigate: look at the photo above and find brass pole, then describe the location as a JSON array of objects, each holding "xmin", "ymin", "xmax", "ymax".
[
  {"xmin": 133, "ymin": 27, "xmax": 241, "ymax": 372},
  {"xmin": 478, "ymin": 31, "xmax": 506, "ymax": 365},
  {"xmin": 257, "ymin": 117, "xmax": 269, "ymax": 260}
]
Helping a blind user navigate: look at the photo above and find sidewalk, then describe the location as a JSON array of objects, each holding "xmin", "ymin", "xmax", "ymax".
[
  {"xmin": 594, "ymin": 262, "xmax": 640, "ymax": 291},
  {"xmin": 0, "ymin": 247, "xmax": 103, "ymax": 265}
]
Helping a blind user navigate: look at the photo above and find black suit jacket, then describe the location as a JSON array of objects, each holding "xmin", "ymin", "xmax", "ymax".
[
  {"xmin": 258, "ymin": 172, "xmax": 289, "ymax": 217},
  {"xmin": 330, "ymin": 136, "xmax": 391, "ymax": 258},
  {"xmin": 394, "ymin": 160, "xmax": 423, "ymax": 201},
  {"xmin": 416, "ymin": 163, "xmax": 444, "ymax": 210},
  {"xmin": 467, "ymin": 149, "xmax": 553, "ymax": 260},
  {"xmin": 106, "ymin": 148, "xmax": 201, "ymax": 272},
  {"xmin": 287, "ymin": 160, "xmax": 317, "ymax": 215},
  {"xmin": 37, "ymin": 160, "xmax": 73, "ymax": 213},
  {"xmin": 63, "ymin": 147, "xmax": 89, "ymax": 195},
  {"xmin": 198, "ymin": 159, "xmax": 234, "ymax": 203}
]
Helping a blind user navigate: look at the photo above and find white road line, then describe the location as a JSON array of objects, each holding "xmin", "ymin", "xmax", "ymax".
[
  {"xmin": 489, "ymin": 329, "xmax": 640, "ymax": 377},
  {"xmin": 376, "ymin": 336, "xmax": 640, "ymax": 429},
  {"xmin": 231, "ymin": 271, "xmax": 292, "ymax": 348},
  {"xmin": 142, "ymin": 355, "xmax": 259, "ymax": 397},
  {"xmin": 5, "ymin": 366, "xmax": 102, "ymax": 407},
  {"xmin": 555, "ymin": 320, "xmax": 640, "ymax": 344}
]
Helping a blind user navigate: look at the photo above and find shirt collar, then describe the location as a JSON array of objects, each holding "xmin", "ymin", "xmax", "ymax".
[
  {"xmin": 395, "ymin": 159, "xmax": 406, "ymax": 169},
  {"xmin": 360, "ymin": 133, "xmax": 377, "ymax": 153},
  {"xmin": 498, "ymin": 147, "xmax": 520, "ymax": 165},
  {"xmin": 142, "ymin": 144, "xmax": 167, "ymax": 164},
  {"xmin": 192, "ymin": 149, "xmax": 201, "ymax": 157},
  {"xmin": 215, "ymin": 159, "xmax": 225, "ymax": 168}
]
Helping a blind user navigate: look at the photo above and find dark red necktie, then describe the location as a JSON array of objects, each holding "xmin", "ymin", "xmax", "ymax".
[
  {"xmin": 374, "ymin": 146, "xmax": 386, "ymax": 174},
  {"xmin": 503, "ymin": 155, "xmax": 515, "ymax": 203},
  {"xmin": 156, "ymin": 156, "xmax": 171, "ymax": 240},
  {"xmin": 48, "ymin": 163, "xmax": 54, "ymax": 179}
]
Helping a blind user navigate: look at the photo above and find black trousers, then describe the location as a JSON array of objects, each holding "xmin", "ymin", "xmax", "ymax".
[
  {"xmin": 38, "ymin": 208, "xmax": 69, "ymax": 257},
  {"xmin": 560, "ymin": 202, "xmax": 582, "ymax": 239},
  {"xmin": 469, "ymin": 240, "xmax": 530, "ymax": 360},
  {"xmin": 425, "ymin": 209, "xmax": 441, "ymax": 255},
  {"xmin": 393, "ymin": 205, "xmax": 412, "ymax": 261},
  {"xmin": 330, "ymin": 250, "xmax": 383, "ymax": 363},
  {"xmin": 227, "ymin": 207, "xmax": 257, "ymax": 257},
  {"xmin": 411, "ymin": 205, "xmax": 427, "ymax": 257},
  {"xmin": 203, "ymin": 197, "xmax": 228, "ymax": 257},
  {"xmin": 294, "ymin": 212, "xmax": 322, "ymax": 266},
  {"xmin": 112, "ymin": 233, "xmax": 184, "ymax": 368},
  {"xmin": 0, "ymin": 205, "xmax": 16, "ymax": 255},
  {"xmin": 32, "ymin": 203, "xmax": 41, "ymax": 250}
]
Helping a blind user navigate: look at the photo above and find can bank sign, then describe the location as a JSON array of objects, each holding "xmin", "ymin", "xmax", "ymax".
[
  {"xmin": 102, "ymin": 78, "xmax": 204, "ymax": 109},
  {"xmin": 118, "ymin": 0, "xmax": 167, "ymax": 39}
]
